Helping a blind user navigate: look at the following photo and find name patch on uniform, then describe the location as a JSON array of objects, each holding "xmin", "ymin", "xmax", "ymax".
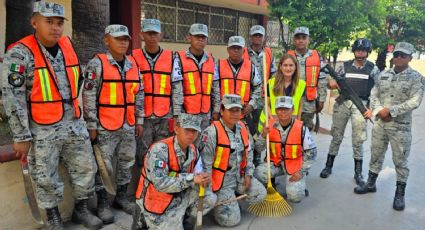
[
  {"xmin": 154, "ymin": 160, "xmax": 166, "ymax": 168},
  {"xmin": 8, "ymin": 73, "xmax": 25, "ymax": 87},
  {"xmin": 9, "ymin": 63, "xmax": 25, "ymax": 74}
]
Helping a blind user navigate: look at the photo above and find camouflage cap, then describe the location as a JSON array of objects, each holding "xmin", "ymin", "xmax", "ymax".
[
  {"xmin": 189, "ymin": 23, "xmax": 208, "ymax": 37},
  {"xmin": 222, "ymin": 94, "xmax": 243, "ymax": 109},
  {"xmin": 294, "ymin": 26, "xmax": 310, "ymax": 36},
  {"xmin": 142, "ymin": 19, "xmax": 161, "ymax": 33},
  {"xmin": 275, "ymin": 96, "xmax": 294, "ymax": 109},
  {"xmin": 33, "ymin": 1, "xmax": 65, "ymax": 19},
  {"xmin": 394, "ymin": 42, "xmax": 415, "ymax": 56},
  {"xmin": 177, "ymin": 113, "xmax": 202, "ymax": 132},
  {"xmin": 228, "ymin": 36, "xmax": 245, "ymax": 47},
  {"xmin": 105, "ymin": 24, "xmax": 131, "ymax": 39},
  {"xmin": 249, "ymin": 25, "xmax": 265, "ymax": 36}
]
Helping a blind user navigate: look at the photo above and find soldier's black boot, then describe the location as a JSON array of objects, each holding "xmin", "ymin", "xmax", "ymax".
[
  {"xmin": 320, "ymin": 155, "xmax": 335, "ymax": 178},
  {"xmin": 72, "ymin": 199, "xmax": 103, "ymax": 230},
  {"xmin": 183, "ymin": 213, "xmax": 194, "ymax": 230},
  {"xmin": 393, "ymin": 181, "xmax": 406, "ymax": 211},
  {"xmin": 354, "ymin": 171, "xmax": 378, "ymax": 194},
  {"xmin": 113, "ymin": 184, "xmax": 135, "ymax": 214},
  {"xmin": 46, "ymin": 206, "xmax": 65, "ymax": 230},
  {"xmin": 97, "ymin": 189, "xmax": 114, "ymax": 224},
  {"xmin": 354, "ymin": 159, "xmax": 365, "ymax": 185}
]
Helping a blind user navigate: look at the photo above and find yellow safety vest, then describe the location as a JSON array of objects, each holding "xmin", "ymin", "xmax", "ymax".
[{"xmin": 258, "ymin": 78, "xmax": 306, "ymax": 133}]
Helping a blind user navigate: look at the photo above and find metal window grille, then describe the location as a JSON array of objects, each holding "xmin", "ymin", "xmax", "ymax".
[{"xmin": 141, "ymin": 0, "xmax": 261, "ymax": 45}]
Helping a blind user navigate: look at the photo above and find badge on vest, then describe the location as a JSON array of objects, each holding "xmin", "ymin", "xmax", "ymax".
[{"xmin": 8, "ymin": 73, "xmax": 25, "ymax": 87}]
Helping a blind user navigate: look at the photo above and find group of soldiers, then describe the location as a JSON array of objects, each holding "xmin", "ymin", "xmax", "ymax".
[{"xmin": 1, "ymin": 1, "xmax": 424, "ymax": 230}]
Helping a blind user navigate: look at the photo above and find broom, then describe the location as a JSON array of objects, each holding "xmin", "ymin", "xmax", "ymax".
[{"xmin": 247, "ymin": 52, "xmax": 292, "ymax": 217}]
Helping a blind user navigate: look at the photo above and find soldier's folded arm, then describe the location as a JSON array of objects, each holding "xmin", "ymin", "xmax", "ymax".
[
  {"xmin": 389, "ymin": 76, "xmax": 424, "ymax": 117},
  {"xmin": 146, "ymin": 143, "xmax": 193, "ymax": 193}
]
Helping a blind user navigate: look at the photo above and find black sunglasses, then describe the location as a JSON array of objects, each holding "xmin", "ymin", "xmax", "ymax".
[{"xmin": 393, "ymin": 52, "xmax": 410, "ymax": 59}]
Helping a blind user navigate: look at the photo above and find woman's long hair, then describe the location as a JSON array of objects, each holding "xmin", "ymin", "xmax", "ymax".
[{"xmin": 273, "ymin": 54, "xmax": 300, "ymax": 96}]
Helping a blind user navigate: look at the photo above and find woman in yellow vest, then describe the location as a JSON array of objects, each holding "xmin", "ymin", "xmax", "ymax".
[{"xmin": 258, "ymin": 54, "xmax": 306, "ymax": 133}]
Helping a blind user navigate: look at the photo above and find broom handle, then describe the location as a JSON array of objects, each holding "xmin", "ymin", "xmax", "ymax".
[{"xmin": 262, "ymin": 54, "xmax": 272, "ymax": 186}]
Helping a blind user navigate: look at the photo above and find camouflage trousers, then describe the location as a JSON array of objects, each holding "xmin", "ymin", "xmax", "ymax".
[
  {"xmin": 213, "ymin": 178, "xmax": 266, "ymax": 227},
  {"xmin": 133, "ymin": 187, "xmax": 217, "ymax": 230},
  {"xmin": 254, "ymin": 163, "xmax": 306, "ymax": 203},
  {"xmin": 301, "ymin": 112, "xmax": 315, "ymax": 131},
  {"xmin": 136, "ymin": 118, "xmax": 172, "ymax": 165},
  {"xmin": 28, "ymin": 129, "xmax": 96, "ymax": 209},
  {"xmin": 95, "ymin": 128, "xmax": 136, "ymax": 190},
  {"xmin": 328, "ymin": 101, "xmax": 367, "ymax": 160},
  {"xmin": 369, "ymin": 121, "xmax": 412, "ymax": 182}
]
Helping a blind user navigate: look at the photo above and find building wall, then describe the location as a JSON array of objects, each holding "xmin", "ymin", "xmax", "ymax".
[
  {"xmin": 0, "ymin": 0, "xmax": 6, "ymax": 57},
  {"xmin": 160, "ymin": 42, "xmax": 229, "ymax": 59},
  {"xmin": 56, "ymin": 0, "xmax": 73, "ymax": 37}
]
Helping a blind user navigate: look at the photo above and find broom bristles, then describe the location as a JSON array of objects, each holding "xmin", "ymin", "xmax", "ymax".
[{"xmin": 248, "ymin": 185, "xmax": 292, "ymax": 217}]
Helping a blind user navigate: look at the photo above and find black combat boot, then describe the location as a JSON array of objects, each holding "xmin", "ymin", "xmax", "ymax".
[
  {"xmin": 393, "ymin": 181, "xmax": 406, "ymax": 211},
  {"xmin": 72, "ymin": 199, "xmax": 103, "ymax": 230},
  {"xmin": 320, "ymin": 155, "xmax": 335, "ymax": 178},
  {"xmin": 46, "ymin": 206, "xmax": 65, "ymax": 230},
  {"xmin": 113, "ymin": 184, "xmax": 135, "ymax": 214},
  {"xmin": 354, "ymin": 171, "xmax": 378, "ymax": 194},
  {"xmin": 354, "ymin": 159, "xmax": 365, "ymax": 185},
  {"xmin": 97, "ymin": 189, "xmax": 114, "ymax": 224}
]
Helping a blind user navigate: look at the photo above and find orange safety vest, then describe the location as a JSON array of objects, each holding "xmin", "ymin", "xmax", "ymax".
[
  {"xmin": 17, "ymin": 35, "xmax": 81, "ymax": 125},
  {"xmin": 287, "ymin": 50, "xmax": 320, "ymax": 101},
  {"xmin": 211, "ymin": 121, "xmax": 250, "ymax": 192},
  {"xmin": 243, "ymin": 47, "xmax": 272, "ymax": 82},
  {"xmin": 177, "ymin": 51, "xmax": 215, "ymax": 115},
  {"xmin": 132, "ymin": 49, "xmax": 173, "ymax": 118},
  {"xmin": 97, "ymin": 54, "xmax": 141, "ymax": 131},
  {"xmin": 135, "ymin": 136, "xmax": 198, "ymax": 215},
  {"xmin": 269, "ymin": 119, "xmax": 304, "ymax": 175},
  {"xmin": 218, "ymin": 59, "xmax": 252, "ymax": 105}
]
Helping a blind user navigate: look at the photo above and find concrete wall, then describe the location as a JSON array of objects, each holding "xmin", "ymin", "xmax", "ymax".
[{"xmin": 0, "ymin": 0, "xmax": 5, "ymax": 57}]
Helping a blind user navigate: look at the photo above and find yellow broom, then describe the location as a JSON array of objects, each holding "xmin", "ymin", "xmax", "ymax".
[{"xmin": 248, "ymin": 52, "xmax": 292, "ymax": 217}]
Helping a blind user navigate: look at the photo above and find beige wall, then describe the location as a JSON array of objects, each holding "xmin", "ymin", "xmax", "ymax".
[
  {"xmin": 55, "ymin": 0, "xmax": 73, "ymax": 37},
  {"xmin": 0, "ymin": 0, "xmax": 5, "ymax": 57}
]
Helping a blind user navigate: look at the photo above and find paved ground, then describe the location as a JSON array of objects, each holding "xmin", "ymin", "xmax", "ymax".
[{"xmin": 63, "ymin": 101, "xmax": 425, "ymax": 230}]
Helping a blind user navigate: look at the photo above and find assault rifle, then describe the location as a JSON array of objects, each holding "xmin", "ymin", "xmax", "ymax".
[{"xmin": 321, "ymin": 64, "xmax": 373, "ymax": 123}]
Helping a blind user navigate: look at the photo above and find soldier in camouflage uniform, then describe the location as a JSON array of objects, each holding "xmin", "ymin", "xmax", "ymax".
[
  {"xmin": 320, "ymin": 38, "xmax": 380, "ymax": 185},
  {"xmin": 243, "ymin": 25, "xmax": 277, "ymax": 134},
  {"xmin": 218, "ymin": 36, "xmax": 262, "ymax": 123},
  {"xmin": 82, "ymin": 25, "xmax": 144, "ymax": 223},
  {"xmin": 132, "ymin": 19, "xmax": 178, "ymax": 166},
  {"xmin": 199, "ymin": 94, "xmax": 266, "ymax": 227},
  {"xmin": 287, "ymin": 27, "xmax": 328, "ymax": 131},
  {"xmin": 1, "ymin": 2, "xmax": 101, "ymax": 229},
  {"xmin": 254, "ymin": 96, "xmax": 317, "ymax": 203},
  {"xmin": 354, "ymin": 42, "xmax": 425, "ymax": 211},
  {"xmin": 173, "ymin": 23, "xmax": 221, "ymax": 133},
  {"xmin": 132, "ymin": 113, "xmax": 216, "ymax": 230}
]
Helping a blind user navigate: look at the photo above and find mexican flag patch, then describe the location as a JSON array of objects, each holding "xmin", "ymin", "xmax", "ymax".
[
  {"xmin": 154, "ymin": 160, "xmax": 166, "ymax": 168},
  {"xmin": 87, "ymin": 71, "xmax": 96, "ymax": 80},
  {"xmin": 10, "ymin": 63, "xmax": 25, "ymax": 74}
]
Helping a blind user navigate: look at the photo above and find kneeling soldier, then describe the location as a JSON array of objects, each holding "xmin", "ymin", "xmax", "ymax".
[
  {"xmin": 132, "ymin": 113, "xmax": 216, "ymax": 230},
  {"xmin": 199, "ymin": 94, "xmax": 266, "ymax": 227},
  {"xmin": 254, "ymin": 96, "xmax": 317, "ymax": 203}
]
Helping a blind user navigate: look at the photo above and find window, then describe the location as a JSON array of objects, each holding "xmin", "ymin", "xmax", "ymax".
[{"xmin": 141, "ymin": 0, "xmax": 261, "ymax": 45}]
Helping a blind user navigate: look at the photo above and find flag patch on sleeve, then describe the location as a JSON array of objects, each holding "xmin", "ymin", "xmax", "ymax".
[
  {"xmin": 154, "ymin": 160, "xmax": 166, "ymax": 168},
  {"xmin": 10, "ymin": 63, "xmax": 25, "ymax": 74}
]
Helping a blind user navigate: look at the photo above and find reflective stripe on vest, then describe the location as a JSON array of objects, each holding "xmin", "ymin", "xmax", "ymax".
[
  {"xmin": 243, "ymin": 47, "xmax": 272, "ymax": 82},
  {"xmin": 287, "ymin": 50, "xmax": 320, "ymax": 101},
  {"xmin": 257, "ymin": 78, "xmax": 306, "ymax": 133},
  {"xmin": 135, "ymin": 136, "xmax": 197, "ymax": 215},
  {"xmin": 132, "ymin": 49, "xmax": 173, "ymax": 118},
  {"xmin": 218, "ymin": 59, "xmax": 252, "ymax": 105},
  {"xmin": 211, "ymin": 121, "xmax": 249, "ymax": 192},
  {"xmin": 269, "ymin": 119, "xmax": 303, "ymax": 175},
  {"xmin": 97, "ymin": 54, "xmax": 141, "ymax": 131},
  {"xmin": 177, "ymin": 51, "xmax": 214, "ymax": 115},
  {"xmin": 17, "ymin": 35, "xmax": 81, "ymax": 125}
]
